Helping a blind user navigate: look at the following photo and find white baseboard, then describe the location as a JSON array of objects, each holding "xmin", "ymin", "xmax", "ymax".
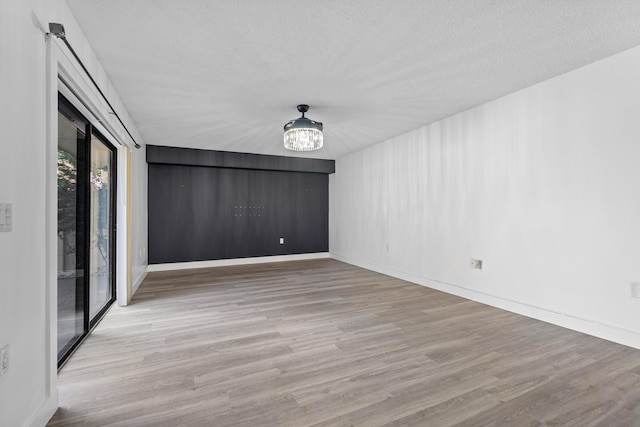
[
  {"xmin": 132, "ymin": 269, "xmax": 148, "ymax": 295},
  {"xmin": 26, "ymin": 396, "xmax": 57, "ymax": 427},
  {"xmin": 331, "ymin": 253, "xmax": 640, "ymax": 350},
  {"xmin": 148, "ymin": 252, "xmax": 331, "ymax": 272}
]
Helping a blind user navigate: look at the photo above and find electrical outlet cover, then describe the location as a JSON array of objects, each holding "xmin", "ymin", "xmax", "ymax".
[{"xmin": 470, "ymin": 258, "xmax": 483, "ymax": 269}]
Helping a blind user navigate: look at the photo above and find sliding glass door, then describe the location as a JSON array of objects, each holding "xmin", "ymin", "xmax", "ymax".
[
  {"xmin": 57, "ymin": 94, "xmax": 116, "ymax": 365},
  {"xmin": 89, "ymin": 135, "xmax": 115, "ymax": 321},
  {"xmin": 57, "ymin": 100, "xmax": 87, "ymax": 360}
]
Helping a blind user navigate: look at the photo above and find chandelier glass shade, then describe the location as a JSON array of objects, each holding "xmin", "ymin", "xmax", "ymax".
[{"xmin": 284, "ymin": 105, "xmax": 323, "ymax": 151}]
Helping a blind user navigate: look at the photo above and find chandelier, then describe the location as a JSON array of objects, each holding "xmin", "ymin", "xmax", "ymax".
[{"xmin": 283, "ymin": 104, "xmax": 323, "ymax": 151}]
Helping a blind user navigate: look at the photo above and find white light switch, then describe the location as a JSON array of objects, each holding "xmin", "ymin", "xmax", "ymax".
[
  {"xmin": 0, "ymin": 203, "xmax": 12, "ymax": 232},
  {"xmin": 279, "ymin": 237, "xmax": 284, "ymax": 245}
]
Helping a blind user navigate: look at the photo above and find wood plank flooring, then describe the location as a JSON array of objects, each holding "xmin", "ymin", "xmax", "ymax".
[{"xmin": 48, "ymin": 259, "xmax": 640, "ymax": 426}]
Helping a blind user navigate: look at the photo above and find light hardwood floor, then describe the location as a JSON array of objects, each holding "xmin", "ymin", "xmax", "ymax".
[{"xmin": 49, "ymin": 259, "xmax": 640, "ymax": 426}]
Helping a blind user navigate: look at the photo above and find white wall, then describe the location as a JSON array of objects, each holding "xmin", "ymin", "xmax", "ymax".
[
  {"xmin": 131, "ymin": 127, "xmax": 149, "ymax": 293},
  {"xmin": 0, "ymin": 1, "xmax": 147, "ymax": 426},
  {"xmin": 330, "ymin": 45, "xmax": 640, "ymax": 349}
]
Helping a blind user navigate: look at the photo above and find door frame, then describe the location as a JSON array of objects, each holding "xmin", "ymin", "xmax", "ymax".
[
  {"xmin": 56, "ymin": 94, "xmax": 119, "ymax": 366},
  {"xmin": 46, "ymin": 39, "xmax": 134, "ymax": 368}
]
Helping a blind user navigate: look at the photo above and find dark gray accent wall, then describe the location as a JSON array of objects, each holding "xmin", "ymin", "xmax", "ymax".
[
  {"xmin": 147, "ymin": 145, "xmax": 335, "ymax": 174},
  {"xmin": 147, "ymin": 146, "xmax": 334, "ymax": 264}
]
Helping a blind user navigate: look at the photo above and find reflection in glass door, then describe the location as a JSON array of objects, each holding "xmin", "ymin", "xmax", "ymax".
[
  {"xmin": 57, "ymin": 105, "xmax": 87, "ymax": 361},
  {"xmin": 57, "ymin": 93, "xmax": 116, "ymax": 365},
  {"xmin": 89, "ymin": 136, "xmax": 114, "ymax": 320}
]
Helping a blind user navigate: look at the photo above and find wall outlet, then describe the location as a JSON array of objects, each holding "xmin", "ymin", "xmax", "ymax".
[
  {"xmin": 279, "ymin": 237, "xmax": 284, "ymax": 245},
  {"xmin": 631, "ymin": 282, "xmax": 640, "ymax": 298},
  {"xmin": 0, "ymin": 344, "xmax": 8, "ymax": 376},
  {"xmin": 470, "ymin": 258, "xmax": 483, "ymax": 270}
]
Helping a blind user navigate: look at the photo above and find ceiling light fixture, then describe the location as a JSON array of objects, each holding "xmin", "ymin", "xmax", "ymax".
[{"xmin": 284, "ymin": 105, "xmax": 323, "ymax": 151}]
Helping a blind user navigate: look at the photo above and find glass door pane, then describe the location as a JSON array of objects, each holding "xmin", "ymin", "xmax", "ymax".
[
  {"xmin": 89, "ymin": 135, "xmax": 115, "ymax": 320},
  {"xmin": 57, "ymin": 110, "xmax": 87, "ymax": 360},
  {"xmin": 57, "ymin": 93, "xmax": 117, "ymax": 366}
]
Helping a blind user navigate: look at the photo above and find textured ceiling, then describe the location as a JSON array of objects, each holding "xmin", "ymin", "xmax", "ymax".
[{"xmin": 65, "ymin": 0, "xmax": 640, "ymax": 159}]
